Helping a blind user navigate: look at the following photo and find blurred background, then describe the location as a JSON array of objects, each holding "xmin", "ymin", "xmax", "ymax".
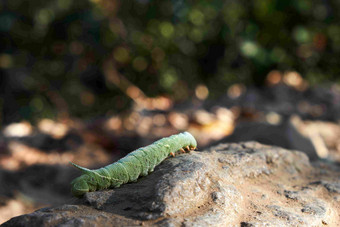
[
  {"xmin": 2, "ymin": 0, "xmax": 340, "ymax": 224},
  {"xmin": 1, "ymin": 0, "xmax": 340, "ymax": 124}
]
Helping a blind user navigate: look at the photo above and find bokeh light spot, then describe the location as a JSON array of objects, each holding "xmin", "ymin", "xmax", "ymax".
[
  {"xmin": 189, "ymin": 28, "xmax": 203, "ymax": 43},
  {"xmin": 38, "ymin": 119, "xmax": 68, "ymax": 139},
  {"xmin": 195, "ymin": 84, "xmax": 209, "ymax": 100},
  {"xmin": 113, "ymin": 47, "xmax": 130, "ymax": 63},
  {"xmin": 293, "ymin": 26, "xmax": 310, "ymax": 43},
  {"xmin": 153, "ymin": 114, "xmax": 166, "ymax": 127},
  {"xmin": 0, "ymin": 14, "xmax": 15, "ymax": 32},
  {"xmin": 57, "ymin": 0, "xmax": 72, "ymax": 10},
  {"xmin": 0, "ymin": 54, "xmax": 13, "ymax": 68},
  {"xmin": 189, "ymin": 9, "xmax": 205, "ymax": 26},
  {"xmin": 30, "ymin": 97, "xmax": 44, "ymax": 112},
  {"xmin": 168, "ymin": 112, "xmax": 188, "ymax": 130},
  {"xmin": 36, "ymin": 9, "xmax": 55, "ymax": 25},
  {"xmin": 126, "ymin": 85, "xmax": 142, "ymax": 99},
  {"xmin": 313, "ymin": 4, "xmax": 328, "ymax": 21},
  {"xmin": 283, "ymin": 71, "xmax": 307, "ymax": 90},
  {"xmin": 3, "ymin": 122, "xmax": 33, "ymax": 137},
  {"xmin": 161, "ymin": 68, "xmax": 178, "ymax": 89},
  {"xmin": 151, "ymin": 47, "xmax": 165, "ymax": 63},
  {"xmin": 80, "ymin": 91, "xmax": 95, "ymax": 106},
  {"xmin": 266, "ymin": 70, "xmax": 282, "ymax": 85},
  {"xmin": 240, "ymin": 41, "xmax": 259, "ymax": 57},
  {"xmin": 69, "ymin": 42, "xmax": 84, "ymax": 55},
  {"xmin": 266, "ymin": 112, "xmax": 282, "ymax": 125},
  {"xmin": 105, "ymin": 116, "xmax": 122, "ymax": 131},
  {"xmin": 132, "ymin": 56, "xmax": 148, "ymax": 72},
  {"xmin": 227, "ymin": 84, "xmax": 246, "ymax": 99},
  {"xmin": 160, "ymin": 22, "xmax": 174, "ymax": 38}
]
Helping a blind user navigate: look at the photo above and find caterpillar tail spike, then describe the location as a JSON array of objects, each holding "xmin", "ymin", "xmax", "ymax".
[{"xmin": 70, "ymin": 131, "xmax": 197, "ymax": 197}]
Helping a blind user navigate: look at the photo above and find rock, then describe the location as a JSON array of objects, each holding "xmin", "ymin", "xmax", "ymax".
[
  {"xmin": 301, "ymin": 202, "xmax": 326, "ymax": 217},
  {"xmin": 310, "ymin": 181, "xmax": 340, "ymax": 194},
  {"xmin": 3, "ymin": 142, "xmax": 340, "ymax": 226},
  {"xmin": 210, "ymin": 116, "xmax": 320, "ymax": 161},
  {"xmin": 211, "ymin": 114, "xmax": 340, "ymax": 162}
]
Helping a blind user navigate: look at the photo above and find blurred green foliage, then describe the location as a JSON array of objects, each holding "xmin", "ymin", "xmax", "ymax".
[{"xmin": 0, "ymin": 0, "xmax": 340, "ymax": 123}]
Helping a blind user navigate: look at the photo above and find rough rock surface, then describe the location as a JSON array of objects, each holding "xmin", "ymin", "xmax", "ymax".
[{"xmin": 3, "ymin": 142, "xmax": 340, "ymax": 226}]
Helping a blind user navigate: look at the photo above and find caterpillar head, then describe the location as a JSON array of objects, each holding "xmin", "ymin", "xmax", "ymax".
[{"xmin": 183, "ymin": 131, "xmax": 197, "ymax": 149}]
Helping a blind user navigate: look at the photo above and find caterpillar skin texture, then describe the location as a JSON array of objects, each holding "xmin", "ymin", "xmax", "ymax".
[{"xmin": 70, "ymin": 132, "xmax": 197, "ymax": 197}]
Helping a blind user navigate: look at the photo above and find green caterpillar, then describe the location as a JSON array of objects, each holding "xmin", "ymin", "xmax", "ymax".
[{"xmin": 70, "ymin": 132, "xmax": 197, "ymax": 197}]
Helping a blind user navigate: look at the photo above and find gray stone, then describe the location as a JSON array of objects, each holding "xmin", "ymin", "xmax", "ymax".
[
  {"xmin": 284, "ymin": 190, "xmax": 300, "ymax": 201},
  {"xmin": 3, "ymin": 142, "xmax": 340, "ymax": 226},
  {"xmin": 301, "ymin": 203, "xmax": 326, "ymax": 217},
  {"xmin": 323, "ymin": 182, "xmax": 340, "ymax": 194}
]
